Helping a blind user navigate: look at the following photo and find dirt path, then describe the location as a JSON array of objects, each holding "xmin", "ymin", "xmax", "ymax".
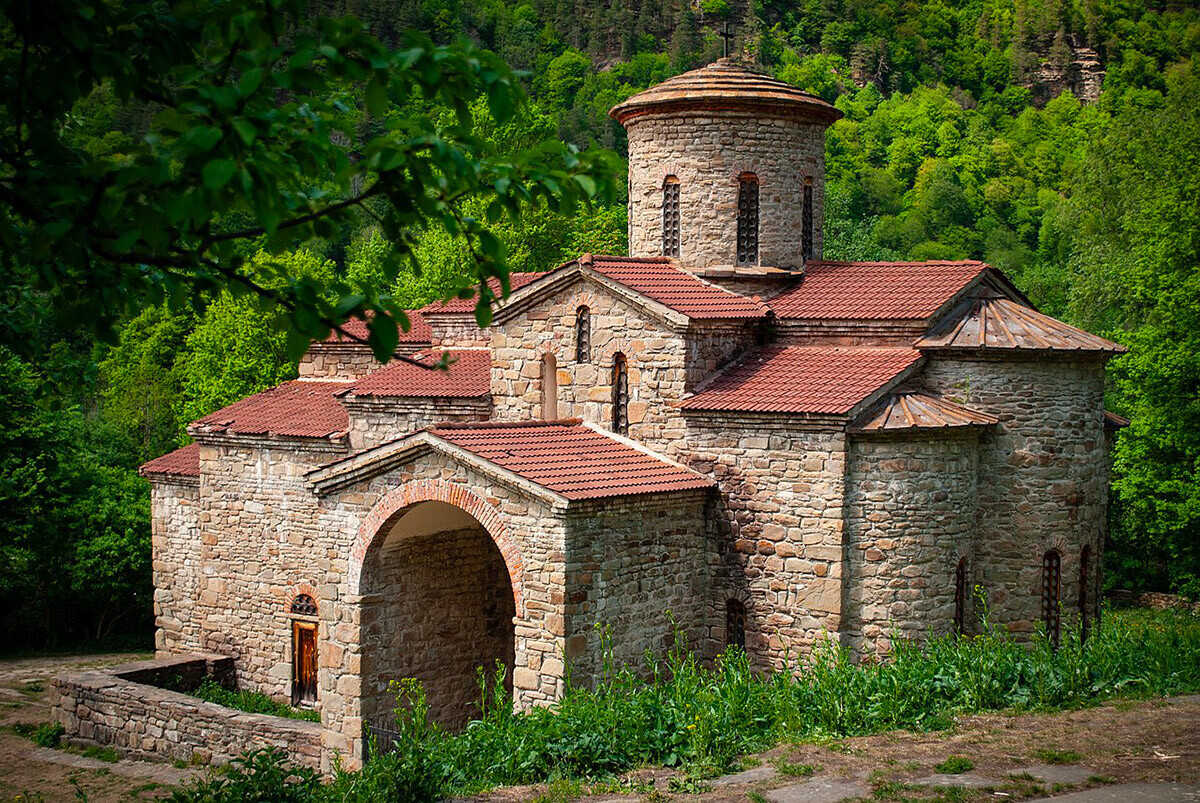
[
  {"xmin": 2, "ymin": 652, "xmax": 1198, "ymax": 802},
  {"xmin": 0, "ymin": 651, "xmax": 201, "ymax": 802}
]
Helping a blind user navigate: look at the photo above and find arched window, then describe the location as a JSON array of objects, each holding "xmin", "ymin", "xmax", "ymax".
[
  {"xmin": 611, "ymin": 353, "xmax": 628, "ymax": 435},
  {"xmin": 662, "ymin": 176, "xmax": 681, "ymax": 257},
  {"xmin": 575, "ymin": 305, "xmax": 590, "ymax": 363},
  {"xmin": 290, "ymin": 594, "xmax": 317, "ymax": 616},
  {"xmin": 1079, "ymin": 544, "xmax": 1091, "ymax": 642},
  {"xmin": 726, "ymin": 599, "xmax": 746, "ymax": 650},
  {"xmin": 1042, "ymin": 550, "xmax": 1062, "ymax": 649},
  {"xmin": 541, "ymin": 353, "xmax": 558, "ymax": 420},
  {"xmin": 954, "ymin": 557, "xmax": 968, "ymax": 636},
  {"xmin": 801, "ymin": 177, "xmax": 814, "ymax": 261},
  {"xmin": 736, "ymin": 173, "xmax": 759, "ymax": 265},
  {"xmin": 290, "ymin": 594, "xmax": 318, "ymax": 705}
]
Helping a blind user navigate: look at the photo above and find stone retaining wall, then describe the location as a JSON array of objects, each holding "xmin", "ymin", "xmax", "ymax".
[{"xmin": 50, "ymin": 653, "xmax": 323, "ymax": 770}]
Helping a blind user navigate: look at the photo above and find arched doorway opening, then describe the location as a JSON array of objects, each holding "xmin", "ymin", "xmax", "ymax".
[{"xmin": 359, "ymin": 500, "xmax": 516, "ymax": 731}]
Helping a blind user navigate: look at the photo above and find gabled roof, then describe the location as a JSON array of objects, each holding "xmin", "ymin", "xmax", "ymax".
[
  {"xmin": 308, "ymin": 420, "xmax": 714, "ymax": 502},
  {"xmin": 419, "ymin": 273, "xmax": 545, "ymax": 315},
  {"xmin": 495, "ymin": 254, "xmax": 767, "ymax": 325},
  {"xmin": 190, "ymin": 380, "xmax": 351, "ymax": 440},
  {"xmin": 139, "ymin": 442, "xmax": 200, "ymax": 479},
  {"xmin": 768, "ymin": 261, "xmax": 992, "ymax": 321},
  {"xmin": 680, "ymin": 346, "xmax": 922, "ymax": 415},
  {"xmin": 916, "ymin": 297, "xmax": 1126, "ymax": 353},
  {"xmin": 341, "ymin": 349, "xmax": 491, "ymax": 399},
  {"xmin": 851, "ymin": 391, "xmax": 999, "ymax": 433}
]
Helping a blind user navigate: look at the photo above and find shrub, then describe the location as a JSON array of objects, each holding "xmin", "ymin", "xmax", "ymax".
[
  {"xmin": 936, "ymin": 755, "xmax": 975, "ymax": 774},
  {"xmin": 190, "ymin": 677, "xmax": 321, "ymax": 722},
  {"xmin": 169, "ymin": 748, "xmax": 322, "ymax": 803},
  {"xmin": 32, "ymin": 722, "xmax": 64, "ymax": 748}
]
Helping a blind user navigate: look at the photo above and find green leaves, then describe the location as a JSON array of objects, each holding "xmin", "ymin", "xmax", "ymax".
[{"xmin": 202, "ymin": 159, "xmax": 237, "ymax": 190}]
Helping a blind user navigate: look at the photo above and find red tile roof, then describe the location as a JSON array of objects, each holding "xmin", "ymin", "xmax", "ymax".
[
  {"xmin": 768, "ymin": 261, "xmax": 987, "ymax": 320},
  {"xmin": 344, "ymin": 350, "xmax": 491, "ymax": 398},
  {"xmin": 139, "ymin": 442, "xmax": 200, "ymax": 478},
  {"xmin": 680, "ymin": 346, "xmax": 922, "ymax": 414},
  {"xmin": 1104, "ymin": 410, "xmax": 1131, "ymax": 429},
  {"xmin": 190, "ymin": 380, "xmax": 351, "ymax": 439},
  {"xmin": 851, "ymin": 391, "xmax": 999, "ymax": 432},
  {"xmin": 582, "ymin": 255, "xmax": 767, "ymax": 319},
  {"xmin": 429, "ymin": 420, "xmax": 714, "ymax": 500},
  {"xmin": 916, "ymin": 297, "xmax": 1126, "ymax": 353},
  {"xmin": 322, "ymin": 311, "xmax": 431, "ymax": 344},
  {"xmin": 420, "ymin": 273, "xmax": 545, "ymax": 315}
]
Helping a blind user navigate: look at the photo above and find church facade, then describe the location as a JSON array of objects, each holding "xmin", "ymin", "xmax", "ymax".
[{"xmin": 138, "ymin": 60, "xmax": 1125, "ymax": 767}]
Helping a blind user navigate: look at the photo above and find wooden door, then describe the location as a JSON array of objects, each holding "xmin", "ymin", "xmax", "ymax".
[{"xmin": 292, "ymin": 621, "xmax": 317, "ymax": 705}]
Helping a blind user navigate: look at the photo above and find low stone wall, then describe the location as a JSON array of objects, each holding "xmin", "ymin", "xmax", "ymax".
[{"xmin": 50, "ymin": 653, "xmax": 323, "ymax": 770}]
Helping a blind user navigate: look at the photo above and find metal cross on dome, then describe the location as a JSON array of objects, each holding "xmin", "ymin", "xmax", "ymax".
[{"xmin": 721, "ymin": 21, "xmax": 733, "ymax": 58}]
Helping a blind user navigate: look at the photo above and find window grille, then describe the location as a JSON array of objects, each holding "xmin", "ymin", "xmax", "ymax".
[
  {"xmin": 954, "ymin": 557, "xmax": 968, "ymax": 636},
  {"xmin": 1079, "ymin": 544, "xmax": 1091, "ymax": 642},
  {"xmin": 801, "ymin": 178, "xmax": 814, "ymax": 261},
  {"xmin": 736, "ymin": 174, "xmax": 759, "ymax": 265},
  {"xmin": 611, "ymin": 353, "xmax": 628, "ymax": 435},
  {"xmin": 290, "ymin": 594, "xmax": 318, "ymax": 616},
  {"xmin": 662, "ymin": 177, "xmax": 681, "ymax": 258},
  {"xmin": 726, "ymin": 599, "xmax": 746, "ymax": 649},
  {"xmin": 1042, "ymin": 550, "xmax": 1061, "ymax": 648},
  {"xmin": 575, "ymin": 306, "xmax": 590, "ymax": 363}
]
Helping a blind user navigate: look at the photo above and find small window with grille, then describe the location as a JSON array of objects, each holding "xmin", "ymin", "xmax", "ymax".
[
  {"xmin": 611, "ymin": 353, "xmax": 628, "ymax": 435},
  {"xmin": 736, "ymin": 174, "xmax": 759, "ymax": 265},
  {"xmin": 1042, "ymin": 550, "xmax": 1062, "ymax": 648},
  {"xmin": 801, "ymin": 177, "xmax": 814, "ymax": 261},
  {"xmin": 662, "ymin": 176, "xmax": 681, "ymax": 258},
  {"xmin": 290, "ymin": 594, "xmax": 318, "ymax": 616},
  {"xmin": 575, "ymin": 305, "xmax": 590, "ymax": 363},
  {"xmin": 954, "ymin": 557, "xmax": 968, "ymax": 636},
  {"xmin": 726, "ymin": 599, "xmax": 746, "ymax": 650}
]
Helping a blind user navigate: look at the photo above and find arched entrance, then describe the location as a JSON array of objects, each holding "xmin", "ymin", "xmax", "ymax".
[{"xmin": 358, "ymin": 498, "xmax": 517, "ymax": 731}]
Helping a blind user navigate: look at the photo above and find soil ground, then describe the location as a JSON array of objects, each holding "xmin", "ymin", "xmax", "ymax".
[{"xmin": 1, "ymin": 652, "xmax": 1197, "ymax": 802}]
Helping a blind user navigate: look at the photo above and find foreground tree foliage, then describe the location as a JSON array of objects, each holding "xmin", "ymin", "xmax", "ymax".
[{"xmin": 0, "ymin": 0, "xmax": 618, "ymax": 362}]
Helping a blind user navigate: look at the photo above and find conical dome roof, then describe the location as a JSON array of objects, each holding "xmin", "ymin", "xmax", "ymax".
[{"xmin": 609, "ymin": 58, "xmax": 842, "ymax": 125}]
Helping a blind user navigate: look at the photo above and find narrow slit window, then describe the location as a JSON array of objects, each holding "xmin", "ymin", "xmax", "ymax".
[
  {"xmin": 736, "ymin": 174, "xmax": 759, "ymax": 265},
  {"xmin": 1042, "ymin": 550, "xmax": 1062, "ymax": 649},
  {"xmin": 575, "ymin": 305, "xmax": 590, "ymax": 363},
  {"xmin": 662, "ymin": 176, "xmax": 681, "ymax": 258},
  {"xmin": 611, "ymin": 353, "xmax": 628, "ymax": 435},
  {"xmin": 801, "ymin": 177, "xmax": 814, "ymax": 261},
  {"xmin": 541, "ymin": 353, "xmax": 558, "ymax": 420},
  {"xmin": 1079, "ymin": 544, "xmax": 1091, "ymax": 642},
  {"xmin": 954, "ymin": 557, "xmax": 968, "ymax": 636},
  {"xmin": 726, "ymin": 599, "xmax": 746, "ymax": 650}
]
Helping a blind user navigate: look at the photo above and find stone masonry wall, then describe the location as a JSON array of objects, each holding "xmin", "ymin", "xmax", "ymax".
[
  {"xmin": 343, "ymin": 398, "xmax": 491, "ymax": 451},
  {"xmin": 151, "ymin": 479, "xmax": 202, "ymax": 655},
  {"xmin": 366, "ymin": 525, "xmax": 515, "ymax": 730},
  {"xmin": 681, "ymin": 417, "xmax": 848, "ymax": 670},
  {"xmin": 844, "ymin": 433, "xmax": 980, "ymax": 656},
  {"xmin": 921, "ymin": 354, "xmax": 1110, "ymax": 636},
  {"xmin": 52, "ymin": 654, "xmax": 322, "ymax": 770},
  {"xmin": 563, "ymin": 491, "xmax": 714, "ymax": 680},
  {"xmin": 625, "ymin": 109, "xmax": 827, "ymax": 269}
]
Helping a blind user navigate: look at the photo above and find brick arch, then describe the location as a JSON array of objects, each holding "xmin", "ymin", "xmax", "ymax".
[
  {"xmin": 595, "ymin": 338, "xmax": 641, "ymax": 366},
  {"xmin": 348, "ymin": 479, "xmax": 525, "ymax": 616},
  {"xmin": 286, "ymin": 582, "xmax": 320, "ymax": 614}
]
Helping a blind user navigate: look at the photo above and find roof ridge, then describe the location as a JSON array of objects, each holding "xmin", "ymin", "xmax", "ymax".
[{"xmin": 430, "ymin": 418, "xmax": 584, "ymax": 431}]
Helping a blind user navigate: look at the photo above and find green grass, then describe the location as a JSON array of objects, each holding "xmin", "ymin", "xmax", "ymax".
[
  {"xmin": 170, "ymin": 607, "xmax": 1200, "ymax": 803},
  {"xmin": 935, "ymin": 756, "xmax": 974, "ymax": 774},
  {"xmin": 77, "ymin": 744, "xmax": 121, "ymax": 763},
  {"xmin": 13, "ymin": 721, "xmax": 65, "ymax": 748},
  {"xmin": 1034, "ymin": 748, "xmax": 1082, "ymax": 764},
  {"xmin": 189, "ymin": 677, "xmax": 321, "ymax": 722},
  {"xmin": 775, "ymin": 759, "xmax": 818, "ymax": 777}
]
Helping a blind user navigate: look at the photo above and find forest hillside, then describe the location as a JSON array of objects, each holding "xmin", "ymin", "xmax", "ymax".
[{"xmin": 1, "ymin": 0, "xmax": 1197, "ymax": 648}]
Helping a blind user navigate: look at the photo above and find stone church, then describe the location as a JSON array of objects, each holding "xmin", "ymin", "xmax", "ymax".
[{"xmin": 138, "ymin": 60, "xmax": 1125, "ymax": 765}]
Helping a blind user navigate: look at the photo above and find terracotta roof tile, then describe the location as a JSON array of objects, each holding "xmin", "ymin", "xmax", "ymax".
[
  {"xmin": 851, "ymin": 391, "xmax": 999, "ymax": 432},
  {"xmin": 429, "ymin": 420, "xmax": 714, "ymax": 500},
  {"xmin": 680, "ymin": 346, "xmax": 921, "ymax": 414},
  {"xmin": 583, "ymin": 255, "xmax": 767, "ymax": 319},
  {"xmin": 1104, "ymin": 410, "xmax": 1131, "ymax": 429},
  {"xmin": 322, "ymin": 311, "xmax": 431, "ymax": 344},
  {"xmin": 191, "ymin": 380, "xmax": 350, "ymax": 439},
  {"xmin": 344, "ymin": 350, "xmax": 491, "ymax": 398},
  {"xmin": 610, "ymin": 59, "xmax": 842, "ymax": 125},
  {"xmin": 768, "ymin": 261, "xmax": 987, "ymax": 320},
  {"xmin": 420, "ymin": 273, "xmax": 544, "ymax": 315},
  {"xmin": 139, "ymin": 442, "xmax": 200, "ymax": 478},
  {"xmin": 916, "ymin": 297, "xmax": 1127, "ymax": 353}
]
